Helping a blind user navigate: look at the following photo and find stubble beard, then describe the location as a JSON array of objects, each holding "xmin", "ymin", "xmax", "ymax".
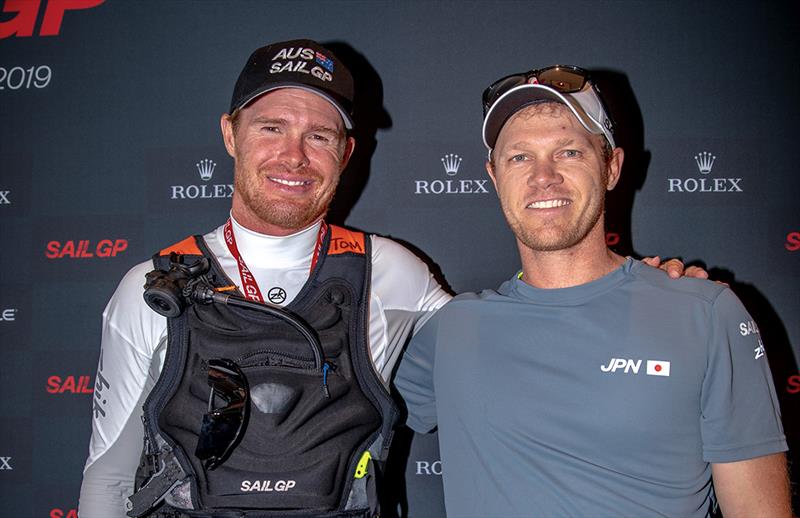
[
  {"xmin": 507, "ymin": 195, "xmax": 606, "ymax": 252},
  {"xmin": 233, "ymin": 165, "xmax": 339, "ymax": 232}
]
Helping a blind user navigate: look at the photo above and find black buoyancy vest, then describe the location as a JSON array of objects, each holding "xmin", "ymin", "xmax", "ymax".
[{"xmin": 129, "ymin": 226, "xmax": 399, "ymax": 517}]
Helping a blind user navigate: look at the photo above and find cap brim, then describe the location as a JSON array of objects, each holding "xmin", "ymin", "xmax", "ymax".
[
  {"xmin": 482, "ymin": 84, "xmax": 611, "ymax": 150},
  {"xmin": 233, "ymin": 82, "xmax": 354, "ymax": 130}
]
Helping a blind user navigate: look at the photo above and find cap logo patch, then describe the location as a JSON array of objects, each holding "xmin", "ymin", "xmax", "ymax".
[
  {"xmin": 269, "ymin": 47, "xmax": 333, "ymax": 82},
  {"xmin": 315, "ymin": 51, "xmax": 335, "ymax": 72}
]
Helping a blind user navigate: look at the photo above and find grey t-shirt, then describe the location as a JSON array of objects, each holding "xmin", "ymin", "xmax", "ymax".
[{"xmin": 395, "ymin": 258, "xmax": 786, "ymax": 518}]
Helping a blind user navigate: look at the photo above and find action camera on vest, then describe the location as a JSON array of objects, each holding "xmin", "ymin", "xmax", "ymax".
[{"xmin": 143, "ymin": 254, "xmax": 211, "ymax": 318}]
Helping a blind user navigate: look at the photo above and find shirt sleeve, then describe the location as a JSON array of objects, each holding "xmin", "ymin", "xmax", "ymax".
[
  {"xmin": 393, "ymin": 308, "xmax": 442, "ymax": 433},
  {"xmin": 79, "ymin": 260, "xmax": 167, "ymax": 517},
  {"xmin": 700, "ymin": 287, "xmax": 787, "ymax": 463},
  {"xmin": 368, "ymin": 236, "xmax": 451, "ymax": 382}
]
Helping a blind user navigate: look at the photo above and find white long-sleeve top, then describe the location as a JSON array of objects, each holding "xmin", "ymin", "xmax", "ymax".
[{"xmin": 78, "ymin": 217, "xmax": 451, "ymax": 517}]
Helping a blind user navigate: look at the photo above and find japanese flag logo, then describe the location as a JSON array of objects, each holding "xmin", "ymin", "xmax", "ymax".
[{"xmin": 646, "ymin": 360, "xmax": 671, "ymax": 377}]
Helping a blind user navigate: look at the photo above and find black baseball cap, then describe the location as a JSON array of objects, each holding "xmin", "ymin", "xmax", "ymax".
[{"xmin": 229, "ymin": 39, "xmax": 354, "ymax": 129}]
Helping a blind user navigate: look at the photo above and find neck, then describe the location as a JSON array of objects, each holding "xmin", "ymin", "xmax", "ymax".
[
  {"xmin": 230, "ymin": 203, "xmax": 318, "ymax": 236},
  {"xmin": 228, "ymin": 214, "xmax": 322, "ymax": 268},
  {"xmin": 517, "ymin": 227, "xmax": 625, "ymax": 289}
]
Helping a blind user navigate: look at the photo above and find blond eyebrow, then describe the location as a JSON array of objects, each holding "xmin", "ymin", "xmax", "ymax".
[
  {"xmin": 308, "ymin": 124, "xmax": 344, "ymax": 137},
  {"xmin": 248, "ymin": 117, "xmax": 343, "ymax": 137},
  {"xmin": 501, "ymin": 138, "xmax": 580, "ymax": 151},
  {"xmin": 250, "ymin": 116, "xmax": 286, "ymax": 126},
  {"xmin": 555, "ymin": 137, "xmax": 592, "ymax": 147}
]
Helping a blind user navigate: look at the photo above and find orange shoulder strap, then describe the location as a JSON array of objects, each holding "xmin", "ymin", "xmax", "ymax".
[
  {"xmin": 328, "ymin": 225, "xmax": 365, "ymax": 256},
  {"xmin": 158, "ymin": 235, "xmax": 202, "ymax": 256}
]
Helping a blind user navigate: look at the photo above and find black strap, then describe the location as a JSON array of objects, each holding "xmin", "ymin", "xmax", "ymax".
[{"xmin": 126, "ymin": 452, "xmax": 186, "ymax": 517}]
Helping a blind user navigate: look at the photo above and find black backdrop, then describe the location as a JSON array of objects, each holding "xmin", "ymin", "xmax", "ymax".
[{"xmin": 1, "ymin": 1, "xmax": 798, "ymax": 516}]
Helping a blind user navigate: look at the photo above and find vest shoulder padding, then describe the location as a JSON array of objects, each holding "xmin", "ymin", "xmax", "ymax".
[
  {"xmin": 158, "ymin": 235, "xmax": 203, "ymax": 257},
  {"xmin": 328, "ymin": 225, "xmax": 365, "ymax": 256}
]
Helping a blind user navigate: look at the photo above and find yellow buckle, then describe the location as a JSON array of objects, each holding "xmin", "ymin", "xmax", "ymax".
[{"xmin": 354, "ymin": 451, "xmax": 371, "ymax": 479}]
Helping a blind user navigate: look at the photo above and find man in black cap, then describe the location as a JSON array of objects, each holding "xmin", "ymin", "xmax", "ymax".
[
  {"xmin": 78, "ymin": 39, "xmax": 452, "ymax": 517},
  {"xmin": 80, "ymin": 44, "xmax": 700, "ymax": 517}
]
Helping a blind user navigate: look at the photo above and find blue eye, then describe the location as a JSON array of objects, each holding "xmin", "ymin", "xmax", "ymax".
[
  {"xmin": 562, "ymin": 149, "xmax": 581, "ymax": 158},
  {"xmin": 510, "ymin": 154, "xmax": 527, "ymax": 162}
]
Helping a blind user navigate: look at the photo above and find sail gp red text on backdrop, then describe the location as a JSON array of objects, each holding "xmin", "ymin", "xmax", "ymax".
[
  {"xmin": 0, "ymin": 0, "xmax": 105, "ymax": 38},
  {"xmin": 785, "ymin": 231, "xmax": 800, "ymax": 251},
  {"xmin": 46, "ymin": 375, "xmax": 94, "ymax": 394},
  {"xmin": 45, "ymin": 239, "xmax": 128, "ymax": 259}
]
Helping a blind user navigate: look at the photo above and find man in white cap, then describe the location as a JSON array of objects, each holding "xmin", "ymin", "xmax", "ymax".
[
  {"xmin": 79, "ymin": 48, "xmax": 702, "ymax": 517},
  {"xmin": 395, "ymin": 65, "xmax": 790, "ymax": 517}
]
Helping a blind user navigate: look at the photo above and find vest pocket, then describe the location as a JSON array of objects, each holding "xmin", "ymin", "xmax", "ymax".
[{"xmin": 199, "ymin": 359, "xmax": 347, "ymax": 509}]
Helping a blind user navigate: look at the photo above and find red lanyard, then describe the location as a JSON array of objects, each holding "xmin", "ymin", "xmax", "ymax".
[{"xmin": 222, "ymin": 219, "xmax": 328, "ymax": 303}]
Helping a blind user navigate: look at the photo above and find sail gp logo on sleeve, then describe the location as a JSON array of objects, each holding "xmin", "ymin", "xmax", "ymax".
[
  {"xmin": 754, "ymin": 339, "xmax": 765, "ymax": 360},
  {"xmin": 739, "ymin": 319, "xmax": 765, "ymax": 359}
]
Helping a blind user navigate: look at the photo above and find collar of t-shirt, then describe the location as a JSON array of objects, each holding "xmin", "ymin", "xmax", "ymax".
[
  {"xmin": 227, "ymin": 215, "xmax": 322, "ymax": 305},
  {"xmin": 506, "ymin": 257, "xmax": 635, "ymax": 306}
]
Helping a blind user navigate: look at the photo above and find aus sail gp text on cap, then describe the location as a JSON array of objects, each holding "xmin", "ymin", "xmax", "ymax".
[
  {"xmin": 228, "ymin": 39, "xmax": 354, "ymax": 129},
  {"xmin": 600, "ymin": 358, "xmax": 671, "ymax": 376},
  {"xmin": 269, "ymin": 47, "xmax": 333, "ymax": 82}
]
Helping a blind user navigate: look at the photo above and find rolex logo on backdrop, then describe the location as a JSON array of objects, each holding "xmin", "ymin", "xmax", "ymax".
[
  {"xmin": 441, "ymin": 153, "xmax": 462, "ymax": 176},
  {"xmin": 694, "ymin": 151, "xmax": 715, "ymax": 174},
  {"xmin": 415, "ymin": 460, "xmax": 443, "ymax": 475},
  {"xmin": 414, "ymin": 153, "xmax": 490, "ymax": 195},
  {"xmin": 667, "ymin": 151, "xmax": 743, "ymax": 193},
  {"xmin": 170, "ymin": 158, "xmax": 233, "ymax": 200},
  {"xmin": 197, "ymin": 158, "xmax": 216, "ymax": 181}
]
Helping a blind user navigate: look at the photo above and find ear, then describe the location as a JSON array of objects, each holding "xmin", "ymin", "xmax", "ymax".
[
  {"xmin": 606, "ymin": 147, "xmax": 625, "ymax": 191},
  {"xmin": 340, "ymin": 136, "xmax": 356, "ymax": 169},
  {"xmin": 485, "ymin": 158, "xmax": 499, "ymax": 193},
  {"xmin": 221, "ymin": 113, "xmax": 236, "ymax": 158}
]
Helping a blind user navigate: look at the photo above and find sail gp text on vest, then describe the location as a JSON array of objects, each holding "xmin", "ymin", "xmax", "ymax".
[{"xmin": 240, "ymin": 480, "xmax": 296, "ymax": 492}]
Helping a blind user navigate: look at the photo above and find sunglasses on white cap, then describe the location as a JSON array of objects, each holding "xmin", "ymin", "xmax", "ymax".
[{"xmin": 482, "ymin": 65, "xmax": 616, "ymax": 150}]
